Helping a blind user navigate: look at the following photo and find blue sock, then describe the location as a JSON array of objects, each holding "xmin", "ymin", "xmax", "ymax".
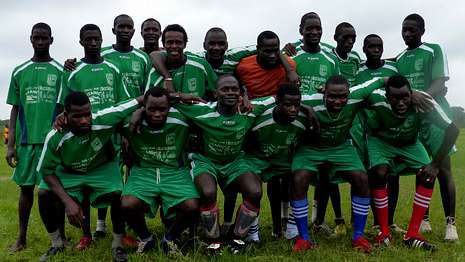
[
  {"xmin": 290, "ymin": 198, "xmax": 309, "ymax": 240},
  {"xmin": 352, "ymin": 196, "xmax": 370, "ymax": 240}
]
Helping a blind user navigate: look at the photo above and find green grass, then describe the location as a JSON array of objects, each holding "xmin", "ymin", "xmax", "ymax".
[{"xmin": 1, "ymin": 133, "xmax": 465, "ymax": 262}]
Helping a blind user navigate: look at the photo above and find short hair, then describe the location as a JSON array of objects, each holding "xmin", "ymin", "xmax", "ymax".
[
  {"xmin": 141, "ymin": 18, "xmax": 161, "ymax": 31},
  {"xmin": 64, "ymin": 92, "xmax": 90, "ymax": 112},
  {"xmin": 363, "ymin": 34, "xmax": 382, "ymax": 47},
  {"xmin": 80, "ymin": 24, "xmax": 101, "ymax": 40},
  {"xmin": 276, "ymin": 83, "xmax": 301, "ymax": 102},
  {"xmin": 386, "ymin": 75, "xmax": 411, "ymax": 95},
  {"xmin": 325, "ymin": 75, "xmax": 349, "ymax": 89},
  {"xmin": 404, "ymin": 13, "xmax": 425, "ymax": 30},
  {"xmin": 144, "ymin": 86, "xmax": 171, "ymax": 105},
  {"xmin": 204, "ymin": 27, "xmax": 226, "ymax": 40},
  {"xmin": 257, "ymin": 30, "xmax": 279, "ymax": 47},
  {"xmin": 162, "ymin": 24, "xmax": 188, "ymax": 44},
  {"xmin": 300, "ymin": 12, "xmax": 320, "ymax": 27},
  {"xmin": 31, "ymin": 22, "xmax": 52, "ymax": 36},
  {"xmin": 335, "ymin": 22, "xmax": 354, "ymax": 36},
  {"xmin": 216, "ymin": 74, "xmax": 238, "ymax": 89},
  {"xmin": 114, "ymin": 14, "xmax": 133, "ymax": 27}
]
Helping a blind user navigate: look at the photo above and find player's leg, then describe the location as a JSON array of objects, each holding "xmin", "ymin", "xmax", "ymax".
[
  {"xmin": 93, "ymin": 208, "xmax": 108, "ymax": 239},
  {"xmin": 387, "ymin": 175, "xmax": 405, "ymax": 233},
  {"xmin": 121, "ymin": 195, "xmax": 154, "ymax": 252},
  {"xmin": 268, "ymin": 176, "xmax": 282, "ymax": 237},
  {"xmin": 38, "ymin": 189, "xmax": 65, "ymax": 261},
  {"xmin": 75, "ymin": 188, "xmax": 92, "ymax": 251},
  {"xmin": 221, "ymin": 189, "xmax": 238, "ymax": 236},
  {"xmin": 280, "ymin": 176, "xmax": 290, "ymax": 227},
  {"xmin": 369, "ymin": 164, "xmax": 392, "ymax": 245},
  {"xmin": 106, "ymin": 192, "xmax": 128, "ymax": 262},
  {"xmin": 195, "ymin": 173, "xmax": 220, "ymax": 240},
  {"xmin": 436, "ymin": 156, "xmax": 458, "ymax": 240},
  {"xmin": 330, "ymin": 184, "xmax": 345, "ymax": 230},
  {"xmin": 10, "ymin": 185, "xmax": 34, "ymax": 252},
  {"xmin": 313, "ymin": 174, "xmax": 334, "ymax": 237}
]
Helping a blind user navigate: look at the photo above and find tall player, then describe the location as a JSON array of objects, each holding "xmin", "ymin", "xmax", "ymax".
[{"xmin": 140, "ymin": 18, "xmax": 162, "ymax": 54}]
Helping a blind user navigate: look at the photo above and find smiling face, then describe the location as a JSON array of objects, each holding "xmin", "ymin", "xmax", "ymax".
[
  {"xmin": 324, "ymin": 83, "xmax": 349, "ymax": 112},
  {"xmin": 204, "ymin": 30, "xmax": 228, "ymax": 61},
  {"xmin": 402, "ymin": 19, "xmax": 424, "ymax": 48},
  {"xmin": 141, "ymin": 20, "xmax": 161, "ymax": 45},
  {"xmin": 216, "ymin": 76, "xmax": 241, "ymax": 107},
  {"xmin": 300, "ymin": 17, "xmax": 322, "ymax": 46},
  {"xmin": 163, "ymin": 31, "xmax": 186, "ymax": 62}
]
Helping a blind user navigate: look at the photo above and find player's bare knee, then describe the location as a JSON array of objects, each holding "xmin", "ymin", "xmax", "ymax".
[
  {"xmin": 121, "ymin": 195, "xmax": 141, "ymax": 211},
  {"xmin": 352, "ymin": 171, "xmax": 370, "ymax": 195},
  {"xmin": 200, "ymin": 186, "xmax": 217, "ymax": 204},
  {"xmin": 180, "ymin": 198, "xmax": 199, "ymax": 213},
  {"xmin": 243, "ymin": 187, "xmax": 262, "ymax": 206}
]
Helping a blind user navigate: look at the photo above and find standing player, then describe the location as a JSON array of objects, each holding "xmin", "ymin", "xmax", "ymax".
[
  {"xmin": 5, "ymin": 23, "xmax": 63, "ymax": 252},
  {"xmin": 366, "ymin": 75, "xmax": 459, "ymax": 250},
  {"xmin": 396, "ymin": 13, "xmax": 458, "ymax": 240},
  {"xmin": 140, "ymin": 18, "xmax": 162, "ymax": 54}
]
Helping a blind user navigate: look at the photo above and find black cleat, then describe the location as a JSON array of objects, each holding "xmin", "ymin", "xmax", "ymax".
[
  {"xmin": 39, "ymin": 246, "xmax": 65, "ymax": 262},
  {"xmin": 112, "ymin": 247, "xmax": 128, "ymax": 262},
  {"xmin": 403, "ymin": 236, "xmax": 437, "ymax": 251},
  {"xmin": 92, "ymin": 230, "xmax": 107, "ymax": 241},
  {"xmin": 225, "ymin": 239, "xmax": 246, "ymax": 255}
]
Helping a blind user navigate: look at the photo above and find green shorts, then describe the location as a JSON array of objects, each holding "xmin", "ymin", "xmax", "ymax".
[
  {"xmin": 367, "ymin": 136, "xmax": 430, "ymax": 175},
  {"xmin": 292, "ymin": 142, "xmax": 366, "ymax": 184},
  {"xmin": 11, "ymin": 144, "xmax": 43, "ymax": 186},
  {"xmin": 39, "ymin": 161, "xmax": 123, "ymax": 208},
  {"xmin": 189, "ymin": 153, "xmax": 253, "ymax": 188},
  {"xmin": 244, "ymin": 154, "xmax": 291, "ymax": 182},
  {"xmin": 122, "ymin": 166, "xmax": 199, "ymax": 219}
]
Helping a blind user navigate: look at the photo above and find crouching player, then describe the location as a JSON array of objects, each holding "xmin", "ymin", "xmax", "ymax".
[
  {"xmin": 36, "ymin": 93, "xmax": 144, "ymax": 262},
  {"xmin": 367, "ymin": 75, "xmax": 459, "ymax": 250}
]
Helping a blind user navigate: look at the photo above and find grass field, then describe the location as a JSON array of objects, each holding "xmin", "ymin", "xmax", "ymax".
[{"xmin": 0, "ymin": 133, "xmax": 464, "ymax": 262}]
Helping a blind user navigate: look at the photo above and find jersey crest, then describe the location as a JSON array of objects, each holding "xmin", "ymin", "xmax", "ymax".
[
  {"xmin": 105, "ymin": 73, "xmax": 114, "ymax": 85},
  {"xmin": 47, "ymin": 74, "xmax": 57, "ymax": 86}
]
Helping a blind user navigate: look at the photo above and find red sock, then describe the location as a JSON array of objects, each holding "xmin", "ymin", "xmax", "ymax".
[
  {"xmin": 372, "ymin": 188, "xmax": 389, "ymax": 235},
  {"xmin": 200, "ymin": 202, "xmax": 218, "ymax": 212},
  {"xmin": 405, "ymin": 185, "xmax": 433, "ymax": 239}
]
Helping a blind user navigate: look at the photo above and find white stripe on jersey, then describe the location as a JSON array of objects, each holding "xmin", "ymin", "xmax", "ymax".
[
  {"xmin": 36, "ymin": 129, "xmax": 58, "ymax": 172},
  {"xmin": 50, "ymin": 60, "xmax": 64, "ymax": 72},
  {"xmin": 166, "ymin": 117, "xmax": 188, "ymax": 126},
  {"xmin": 92, "ymin": 99, "xmax": 139, "ymax": 119},
  {"xmin": 291, "ymin": 120, "xmax": 306, "ymax": 130},
  {"xmin": 437, "ymin": 43, "xmax": 450, "ymax": 78},
  {"xmin": 349, "ymin": 78, "xmax": 379, "ymax": 92},
  {"xmin": 101, "ymin": 48, "xmax": 116, "ymax": 57},
  {"xmin": 185, "ymin": 59, "xmax": 207, "ymax": 75},
  {"xmin": 57, "ymin": 131, "xmax": 74, "ymax": 149},
  {"xmin": 396, "ymin": 49, "xmax": 408, "ymax": 61},
  {"xmin": 132, "ymin": 49, "xmax": 149, "ymax": 65},
  {"xmin": 432, "ymin": 100, "xmax": 452, "ymax": 124},
  {"xmin": 91, "ymin": 125, "xmax": 113, "ymax": 130},
  {"xmin": 302, "ymin": 93, "xmax": 323, "ymax": 101},
  {"xmin": 68, "ymin": 62, "xmax": 87, "ymax": 82},
  {"xmin": 419, "ymin": 44, "xmax": 434, "ymax": 55},
  {"xmin": 320, "ymin": 51, "xmax": 336, "ymax": 67},
  {"xmin": 383, "ymin": 63, "xmax": 398, "ymax": 73},
  {"xmin": 196, "ymin": 111, "xmax": 220, "ymax": 119},
  {"xmin": 103, "ymin": 60, "xmax": 121, "ymax": 74},
  {"xmin": 252, "ymin": 118, "xmax": 275, "ymax": 131},
  {"xmin": 13, "ymin": 60, "xmax": 34, "ymax": 77}
]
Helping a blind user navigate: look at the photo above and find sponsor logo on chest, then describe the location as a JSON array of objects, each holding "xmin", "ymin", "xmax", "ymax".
[
  {"xmin": 91, "ymin": 137, "xmax": 103, "ymax": 151},
  {"xmin": 132, "ymin": 61, "xmax": 141, "ymax": 72},
  {"xmin": 188, "ymin": 78, "xmax": 197, "ymax": 92},
  {"xmin": 105, "ymin": 73, "xmax": 114, "ymax": 85},
  {"xmin": 47, "ymin": 74, "xmax": 57, "ymax": 86},
  {"xmin": 319, "ymin": 65, "xmax": 328, "ymax": 76},
  {"xmin": 414, "ymin": 58, "xmax": 424, "ymax": 71}
]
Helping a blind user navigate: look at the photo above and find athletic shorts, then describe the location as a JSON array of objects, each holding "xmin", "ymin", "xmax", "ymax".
[
  {"xmin": 292, "ymin": 141, "xmax": 366, "ymax": 184},
  {"xmin": 39, "ymin": 161, "xmax": 122, "ymax": 208},
  {"xmin": 367, "ymin": 136, "xmax": 430, "ymax": 175},
  {"xmin": 122, "ymin": 166, "xmax": 199, "ymax": 219},
  {"xmin": 244, "ymin": 154, "xmax": 291, "ymax": 182},
  {"xmin": 188, "ymin": 152, "xmax": 253, "ymax": 188},
  {"xmin": 11, "ymin": 144, "xmax": 43, "ymax": 186}
]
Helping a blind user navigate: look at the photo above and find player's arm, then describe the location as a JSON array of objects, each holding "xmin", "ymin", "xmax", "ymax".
[
  {"xmin": 92, "ymin": 96, "xmax": 144, "ymax": 126},
  {"xmin": 427, "ymin": 78, "xmax": 448, "ymax": 98},
  {"xmin": 351, "ymin": 77, "xmax": 388, "ymax": 101},
  {"xmin": 63, "ymin": 58, "xmax": 77, "ymax": 71},
  {"xmin": 6, "ymin": 105, "xmax": 18, "ymax": 167},
  {"xmin": 280, "ymin": 54, "xmax": 300, "ymax": 87},
  {"xmin": 427, "ymin": 44, "xmax": 450, "ymax": 98},
  {"xmin": 149, "ymin": 51, "xmax": 175, "ymax": 92},
  {"xmin": 203, "ymin": 61, "xmax": 218, "ymax": 102}
]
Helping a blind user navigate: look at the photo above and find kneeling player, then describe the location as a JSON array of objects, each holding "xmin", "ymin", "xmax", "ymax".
[
  {"xmin": 367, "ymin": 75, "xmax": 459, "ymax": 250},
  {"xmin": 37, "ymin": 93, "xmax": 143, "ymax": 262}
]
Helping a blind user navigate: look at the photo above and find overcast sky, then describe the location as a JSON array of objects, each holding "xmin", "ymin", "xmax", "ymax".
[{"xmin": 1, "ymin": 0, "xmax": 464, "ymax": 119}]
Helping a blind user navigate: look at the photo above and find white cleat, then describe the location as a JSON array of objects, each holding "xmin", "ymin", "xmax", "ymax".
[
  {"xmin": 285, "ymin": 223, "xmax": 299, "ymax": 240},
  {"xmin": 420, "ymin": 219, "xmax": 432, "ymax": 233},
  {"xmin": 444, "ymin": 223, "xmax": 459, "ymax": 241}
]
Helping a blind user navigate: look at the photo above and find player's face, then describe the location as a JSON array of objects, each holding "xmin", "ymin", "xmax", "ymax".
[
  {"xmin": 204, "ymin": 31, "xmax": 228, "ymax": 61},
  {"xmin": 335, "ymin": 27, "xmax": 356, "ymax": 53},
  {"xmin": 80, "ymin": 30, "xmax": 102, "ymax": 56},
  {"xmin": 278, "ymin": 94, "xmax": 301, "ymax": 121},
  {"xmin": 144, "ymin": 95, "xmax": 170, "ymax": 128},
  {"xmin": 114, "ymin": 17, "xmax": 135, "ymax": 42},
  {"xmin": 387, "ymin": 86, "xmax": 412, "ymax": 115},
  {"xmin": 30, "ymin": 28, "xmax": 53, "ymax": 52},
  {"xmin": 257, "ymin": 38, "xmax": 280, "ymax": 68},
  {"xmin": 216, "ymin": 77, "xmax": 241, "ymax": 107},
  {"xmin": 300, "ymin": 18, "xmax": 322, "ymax": 45},
  {"xmin": 363, "ymin": 37, "xmax": 383, "ymax": 61},
  {"xmin": 402, "ymin": 20, "xmax": 423, "ymax": 47},
  {"xmin": 141, "ymin": 21, "xmax": 161, "ymax": 44},
  {"xmin": 66, "ymin": 103, "xmax": 92, "ymax": 135},
  {"xmin": 324, "ymin": 84, "xmax": 349, "ymax": 112},
  {"xmin": 164, "ymin": 31, "xmax": 186, "ymax": 61}
]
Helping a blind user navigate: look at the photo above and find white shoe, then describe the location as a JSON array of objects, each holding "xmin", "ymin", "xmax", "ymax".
[
  {"xmin": 445, "ymin": 223, "xmax": 459, "ymax": 241},
  {"xmin": 285, "ymin": 222, "xmax": 298, "ymax": 240},
  {"xmin": 420, "ymin": 219, "xmax": 432, "ymax": 233}
]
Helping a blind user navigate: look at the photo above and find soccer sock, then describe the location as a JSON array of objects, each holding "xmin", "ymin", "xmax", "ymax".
[
  {"xmin": 112, "ymin": 233, "xmax": 123, "ymax": 249},
  {"xmin": 247, "ymin": 216, "xmax": 260, "ymax": 241},
  {"xmin": 96, "ymin": 219, "xmax": 106, "ymax": 232},
  {"xmin": 406, "ymin": 185, "xmax": 433, "ymax": 239},
  {"xmin": 233, "ymin": 201, "xmax": 259, "ymax": 238},
  {"xmin": 311, "ymin": 200, "xmax": 318, "ymax": 224},
  {"xmin": 352, "ymin": 196, "xmax": 370, "ymax": 240},
  {"xmin": 199, "ymin": 202, "xmax": 220, "ymax": 239},
  {"xmin": 286, "ymin": 209, "xmax": 298, "ymax": 237},
  {"xmin": 372, "ymin": 188, "xmax": 389, "ymax": 235},
  {"xmin": 48, "ymin": 229, "xmax": 64, "ymax": 248},
  {"xmin": 290, "ymin": 198, "xmax": 309, "ymax": 240}
]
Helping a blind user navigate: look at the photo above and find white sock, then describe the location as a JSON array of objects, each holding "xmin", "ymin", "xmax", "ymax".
[
  {"xmin": 112, "ymin": 233, "xmax": 123, "ymax": 249},
  {"xmin": 282, "ymin": 201, "xmax": 289, "ymax": 219},
  {"xmin": 311, "ymin": 200, "xmax": 318, "ymax": 224},
  {"xmin": 96, "ymin": 220, "xmax": 106, "ymax": 232},
  {"xmin": 247, "ymin": 217, "xmax": 260, "ymax": 241},
  {"xmin": 48, "ymin": 230, "xmax": 64, "ymax": 248}
]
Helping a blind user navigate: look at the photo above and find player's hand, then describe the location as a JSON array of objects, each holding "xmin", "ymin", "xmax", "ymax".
[
  {"xmin": 283, "ymin": 43, "xmax": 297, "ymax": 56},
  {"xmin": 301, "ymin": 106, "xmax": 320, "ymax": 134},
  {"xmin": 6, "ymin": 146, "xmax": 17, "ymax": 168},
  {"xmin": 163, "ymin": 79, "xmax": 175, "ymax": 92},
  {"xmin": 286, "ymin": 71, "xmax": 301, "ymax": 87},
  {"xmin": 53, "ymin": 112, "xmax": 67, "ymax": 132},
  {"xmin": 238, "ymin": 96, "xmax": 254, "ymax": 114},
  {"xmin": 411, "ymin": 91, "xmax": 434, "ymax": 113},
  {"xmin": 418, "ymin": 163, "xmax": 439, "ymax": 184},
  {"xmin": 129, "ymin": 108, "xmax": 145, "ymax": 134},
  {"xmin": 179, "ymin": 93, "xmax": 206, "ymax": 104},
  {"xmin": 64, "ymin": 199, "xmax": 83, "ymax": 228},
  {"xmin": 64, "ymin": 58, "xmax": 77, "ymax": 72},
  {"xmin": 438, "ymin": 85, "xmax": 448, "ymax": 97}
]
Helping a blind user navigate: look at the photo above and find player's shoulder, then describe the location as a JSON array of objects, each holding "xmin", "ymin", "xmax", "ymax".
[
  {"xmin": 43, "ymin": 129, "xmax": 65, "ymax": 147},
  {"xmin": 383, "ymin": 60, "xmax": 398, "ymax": 73},
  {"xmin": 166, "ymin": 108, "xmax": 189, "ymax": 126},
  {"xmin": 49, "ymin": 59, "xmax": 64, "ymax": 73},
  {"xmin": 348, "ymin": 50, "xmax": 362, "ymax": 63},
  {"xmin": 225, "ymin": 45, "xmax": 256, "ymax": 56},
  {"xmin": 185, "ymin": 54, "xmax": 211, "ymax": 71},
  {"xmin": 422, "ymin": 42, "xmax": 446, "ymax": 56},
  {"xmin": 131, "ymin": 47, "xmax": 150, "ymax": 64},
  {"xmin": 251, "ymin": 96, "xmax": 276, "ymax": 105},
  {"xmin": 11, "ymin": 59, "xmax": 35, "ymax": 77},
  {"xmin": 320, "ymin": 49, "xmax": 339, "ymax": 64},
  {"xmin": 357, "ymin": 62, "xmax": 368, "ymax": 74},
  {"xmin": 102, "ymin": 59, "xmax": 121, "ymax": 74},
  {"xmin": 320, "ymin": 42, "xmax": 334, "ymax": 52},
  {"xmin": 100, "ymin": 45, "xmax": 115, "ymax": 55}
]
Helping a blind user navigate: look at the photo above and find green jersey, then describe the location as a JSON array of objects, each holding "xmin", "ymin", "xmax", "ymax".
[
  {"xmin": 37, "ymin": 99, "xmax": 140, "ymax": 176},
  {"xmin": 176, "ymin": 97, "xmax": 275, "ymax": 163},
  {"xmin": 145, "ymin": 54, "xmax": 218, "ymax": 98},
  {"xmin": 326, "ymin": 48, "xmax": 361, "ymax": 86},
  {"xmin": 396, "ymin": 42, "xmax": 449, "ymax": 92},
  {"xmin": 101, "ymin": 46, "xmax": 152, "ymax": 98},
  {"xmin": 58, "ymin": 59, "xmax": 130, "ymax": 112},
  {"xmin": 6, "ymin": 60, "xmax": 63, "ymax": 144},
  {"xmin": 356, "ymin": 60, "xmax": 398, "ymax": 85},
  {"xmin": 121, "ymin": 109, "xmax": 189, "ymax": 169},
  {"xmin": 301, "ymin": 78, "xmax": 384, "ymax": 147}
]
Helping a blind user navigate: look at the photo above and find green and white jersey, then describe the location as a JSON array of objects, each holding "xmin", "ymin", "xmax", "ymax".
[
  {"xmin": 189, "ymin": 45, "xmax": 256, "ymax": 75},
  {"xmin": 301, "ymin": 78, "xmax": 384, "ymax": 147},
  {"xmin": 247, "ymin": 106, "xmax": 307, "ymax": 163},
  {"xmin": 356, "ymin": 60, "xmax": 398, "ymax": 85},
  {"xmin": 37, "ymin": 99, "xmax": 140, "ymax": 176},
  {"xmin": 57, "ymin": 59, "xmax": 130, "ymax": 112},
  {"xmin": 290, "ymin": 39, "xmax": 332, "ymax": 53},
  {"xmin": 121, "ymin": 109, "xmax": 189, "ymax": 169},
  {"xmin": 145, "ymin": 54, "xmax": 218, "ymax": 98},
  {"xmin": 396, "ymin": 42, "xmax": 449, "ymax": 92},
  {"xmin": 101, "ymin": 46, "xmax": 152, "ymax": 98},
  {"xmin": 176, "ymin": 97, "xmax": 275, "ymax": 163},
  {"xmin": 327, "ymin": 48, "xmax": 361, "ymax": 87},
  {"xmin": 6, "ymin": 59, "xmax": 63, "ymax": 144},
  {"xmin": 367, "ymin": 90, "xmax": 452, "ymax": 145}
]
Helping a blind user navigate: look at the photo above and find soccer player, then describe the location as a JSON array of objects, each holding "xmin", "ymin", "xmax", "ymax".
[
  {"xmin": 120, "ymin": 87, "xmax": 201, "ymax": 256},
  {"xmin": 140, "ymin": 18, "xmax": 162, "ymax": 54},
  {"xmin": 396, "ymin": 13, "xmax": 458, "ymax": 240},
  {"xmin": 36, "ymin": 93, "xmax": 144, "ymax": 262},
  {"xmin": 291, "ymin": 76, "xmax": 388, "ymax": 253},
  {"xmin": 5, "ymin": 22, "xmax": 63, "ymax": 252},
  {"xmin": 366, "ymin": 75, "xmax": 459, "ymax": 250}
]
